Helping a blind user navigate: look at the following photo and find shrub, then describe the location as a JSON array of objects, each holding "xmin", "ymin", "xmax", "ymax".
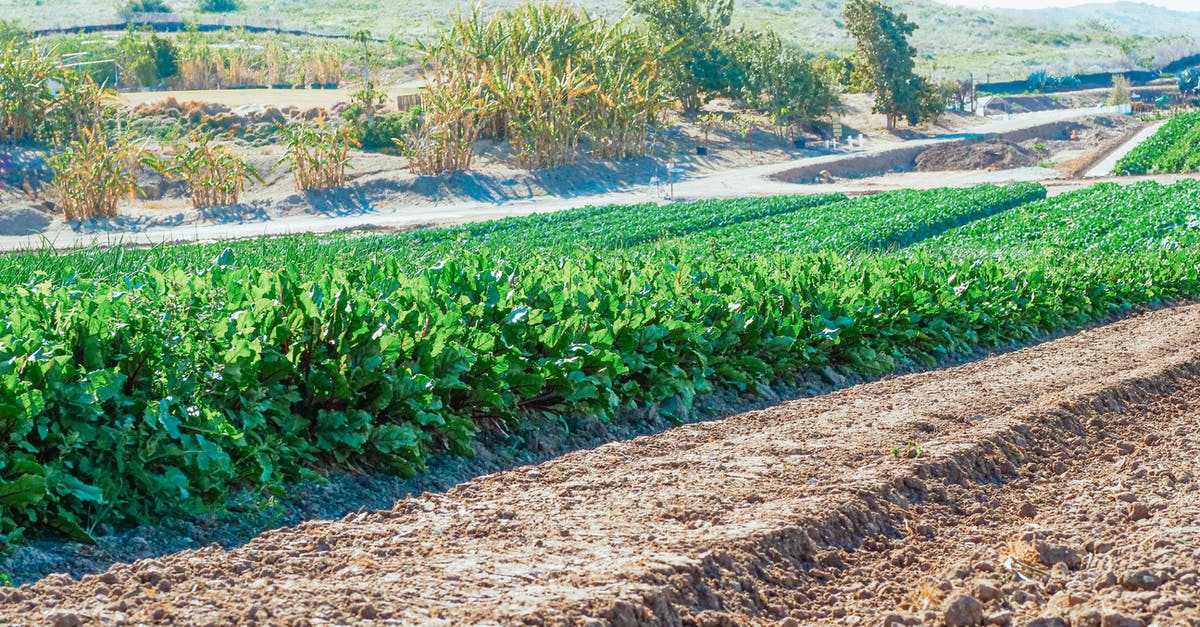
[
  {"xmin": 1109, "ymin": 75, "xmax": 1132, "ymax": 106},
  {"xmin": 350, "ymin": 108, "xmax": 421, "ymax": 151},
  {"xmin": 120, "ymin": 0, "xmax": 171, "ymax": 19},
  {"xmin": 198, "ymin": 0, "xmax": 241, "ymax": 12}
]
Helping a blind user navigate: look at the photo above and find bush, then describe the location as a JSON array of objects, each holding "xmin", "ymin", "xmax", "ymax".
[
  {"xmin": 120, "ymin": 0, "xmax": 171, "ymax": 19},
  {"xmin": 198, "ymin": 0, "xmax": 241, "ymax": 12},
  {"xmin": 349, "ymin": 108, "xmax": 421, "ymax": 151}
]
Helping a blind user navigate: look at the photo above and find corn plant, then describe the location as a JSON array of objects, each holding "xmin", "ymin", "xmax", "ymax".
[
  {"xmin": 580, "ymin": 17, "xmax": 671, "ymax": 160},
  {"xmin": 278, "ymin": 120, "xmax": 357, "ymax": 191},
  {"xmin": 41, "ymin": 72, "xmax": 116, "ymax": 144},
  {"xmin": 410, "ymin": 3, "xmax": 670, "ymax": 172},
  {"xmin": 155, "ymin": 131, "xmax": 262, "ymax": 208},
  {"xmin": 491, "ymin": 56, "xmax": 596, "ymax": 169},
  {"xmin": 0, "ymin": 43, "xmax": 58, "ymax": 142},
  {"xmin": 48, "ymin": 128, "xmax": 148, "ymax": 221},
  {"xmin": 405, "ymin": 6, "xmax": 500, "ymax": 174}
]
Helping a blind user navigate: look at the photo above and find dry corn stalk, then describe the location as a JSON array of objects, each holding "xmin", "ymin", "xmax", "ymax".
[
  {"xmin": 156, "ymin": 131, "xmax": 262, "ymax": 208},
  {"xmin": 278, "ymin": 120, "xmax": 357, "ymax": 191},
  {"xmin": 48, "ymin": 128, "xmax": 147, "ymax": 221}
]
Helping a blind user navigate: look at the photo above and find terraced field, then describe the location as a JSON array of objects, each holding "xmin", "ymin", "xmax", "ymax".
[{"xmin": 1, "ymin": 179, "xmax": 1198, "ymax": 625}]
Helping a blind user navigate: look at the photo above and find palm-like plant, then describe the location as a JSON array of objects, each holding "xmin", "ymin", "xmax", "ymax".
[
  {"xmin": 279, "ymin": 120, "xmax": 357, "ymax": 191},
  {"xmin": 48, "ymin": 128, "xmax": 149, "ymax": 221},
  {"xmin": 155, "ymin": 131, "xmax": 262, "ymax": 208}
]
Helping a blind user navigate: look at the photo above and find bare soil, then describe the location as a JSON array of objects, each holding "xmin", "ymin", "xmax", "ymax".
[
  {"xmin": 3, "ymin": 303, "xmax": 1199, "ymax": 626},
  {"xmin": 914, "ymin": 139, "xmax": 1046, "ymax": 172}
]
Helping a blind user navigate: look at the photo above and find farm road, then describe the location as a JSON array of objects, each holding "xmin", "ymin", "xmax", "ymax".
[
  {"xmin": 3, "ymin": 303, "xmax": 1199, "ymax": 625},
  {"xmin": 1084, "ymin": 120, "xmax": 1166, "ymax": 177},
  {"xmin": 0, "ymin": 105, "xmax": 1131, "ymax": 253}
]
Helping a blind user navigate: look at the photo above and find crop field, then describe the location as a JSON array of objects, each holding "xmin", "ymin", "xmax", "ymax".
[
  {"xmin": 1113, "ymin": 112, "xmax": 1200, "ymax": 175},
  {"xmin": 1, "ymin": 179, "xmax": 1198, "ymax": 537},
  {"xmin": 6, "ymin": 0, "xmax": 1200, "ymax": 619},
  {"xmin": 1, "ymin": 171, "xmax": 1200, "ymax": 622}
]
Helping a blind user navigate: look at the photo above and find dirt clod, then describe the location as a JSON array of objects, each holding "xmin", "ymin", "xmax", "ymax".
[
  {"xmin": 942, "ymin": 593, "xmax": 984, "ymax": 626},
  {"xmin": 1118, "ymin": 569, "xmax": 1165, "ymax": 591},
  {"xmin": 1035, "ymin": 542, "xmax": 1082, "ymax": 569},
  {"xmin": 1102, "ymin": 611, "xmax": 1146, "ymax": 627},
  {"xmin": 50, "ymin": 613, "xmax": 80, "ymax": 627},
  {"xmin": 986, "ymin": 610, "xmax": 1013, "ymax": 626},
  {"xmin": 1126, "ymin": 502, "xmax": 1151, "ymax": 521}
]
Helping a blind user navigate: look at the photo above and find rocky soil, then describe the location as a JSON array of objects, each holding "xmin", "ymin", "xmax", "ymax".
[{"xmin": 1, "ymin": 303, "xmax": 1198, "ymax": 625}]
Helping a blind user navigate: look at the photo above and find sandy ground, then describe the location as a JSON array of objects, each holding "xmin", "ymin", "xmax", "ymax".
[
  {"xmin": 1, "ymin": 303, "xmax": 1197, "ymax": 625},
  {"xmin": 0, "ymin": 106, "xmax": 1143, "ymax": 252}
]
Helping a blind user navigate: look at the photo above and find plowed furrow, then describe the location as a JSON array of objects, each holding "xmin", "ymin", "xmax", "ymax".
[{"xmin": 2, "ymin": 304, "xmax": 1199, "ymax": 626}]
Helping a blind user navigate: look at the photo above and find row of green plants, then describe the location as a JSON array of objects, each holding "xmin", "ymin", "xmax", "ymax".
[
  {"xmin": 645, "ymin": 183, "xmax": 1047, "ymax": 255},
  {"xmin": 915, "ymin": 179, "xmax": 1200, "ymax": 254},
  {"xmin": 406, "ymin": 193, "xmax": 849, "ymax": 253},
  {"xmin": 2, "ymin": 181, "xmax": 1199, "ymax": 545},
  {"xmin": 1113, "ymin": 111, "xmax": 1200, "ymax": 175}
]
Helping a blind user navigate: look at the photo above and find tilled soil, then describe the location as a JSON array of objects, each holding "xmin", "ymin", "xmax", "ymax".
[{"xmin": 3, "ymin": 304, "xmax": 1200, "ymax": 626}]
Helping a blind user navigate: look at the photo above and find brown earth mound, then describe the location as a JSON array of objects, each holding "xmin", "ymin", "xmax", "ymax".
[
  {"xmin": 915, "ymin": 139, "xmax": 1046, "ymax": 172},
  {"xmin": 1, "ymin": 304, "xmax": 1198, "ymax": 625}
]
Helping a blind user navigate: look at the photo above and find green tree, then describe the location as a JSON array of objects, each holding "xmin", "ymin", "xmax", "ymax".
[
  {"xmin": 628, "ymin": 0, "xmax": 742, "ymax": 111},
  {"xmin": 149, "ymin": 34, "xmax": 179, "ymax": 82},
  {"xmin": 842, "ymin": 0, "xmax": 934, "ymax": 129},
  {"xmin": 736, "ymin": 31, "xmax": 835, "ymax": 124}
]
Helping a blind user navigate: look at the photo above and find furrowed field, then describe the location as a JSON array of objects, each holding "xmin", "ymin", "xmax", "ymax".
[{"xmin": 1, "ymin": 180, "xmax": 1198, "ymax": 547}]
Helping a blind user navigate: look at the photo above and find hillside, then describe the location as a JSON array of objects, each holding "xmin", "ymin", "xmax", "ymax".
[
  {"xmin": 1007, "ymin": 1, "xmax": 1200, "ymax": 37},
  {"xmin": 7, "ymin": 0, "xmax": 1200, "ymax": 79}
]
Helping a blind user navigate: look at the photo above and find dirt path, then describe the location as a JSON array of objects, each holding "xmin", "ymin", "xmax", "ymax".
[
  {"xmin": 2, "ymin": 303, "xmax": 1199, "ymax": 625},
  {"xmin": 1084, "ymin": 121, "xmax": 1166, "ymax": 178}
]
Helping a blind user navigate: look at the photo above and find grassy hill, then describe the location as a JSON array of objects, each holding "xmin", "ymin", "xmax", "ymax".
[{"xmin": 8, "ymin": 0, "xmax": 1199, "ymax": 80}]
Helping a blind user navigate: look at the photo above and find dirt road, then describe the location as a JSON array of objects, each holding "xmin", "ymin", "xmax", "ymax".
[{"xmin": 3, "ymin": 303, "xmax": 1198, "ymax": 625}]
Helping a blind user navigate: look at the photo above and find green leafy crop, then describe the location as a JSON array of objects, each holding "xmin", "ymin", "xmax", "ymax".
[
  {"xmin": 1114, "ymin": 112, "xmax": 1200, "ymax": 175},
  {"xmin": 1, "ymin": 180, "xmax": 1198, "ymax": 543}
]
